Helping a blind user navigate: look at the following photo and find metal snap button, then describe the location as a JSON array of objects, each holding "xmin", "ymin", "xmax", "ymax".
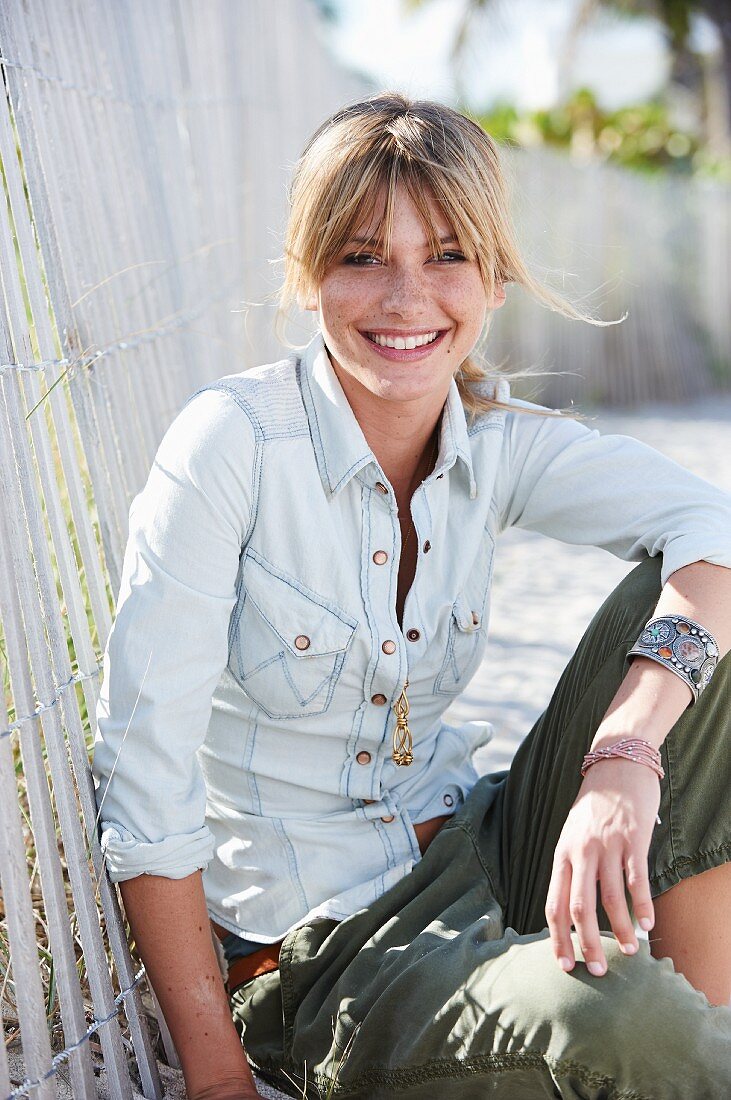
[
  {"xmin": 381, "ymin": 639, "xmax": 396, "ymax": 655},
  {"xmin": 423, "ymin": 540, "xmax": 431, "ymax": 553},
  {"xmin": 471, "ymin": 611, "xmax": 479, "ymax": 627},
  {"xmin": 443, "ymin": 793, "xmax": 454, "ymax": 807},
  {"xmin": 380, "ymin": 814, "xmax": 395, "ymax": 823},
  {"xmin": 375, "ymin": 482, "xmax": 389, "ymax": 494},
  {"xmin": 371, "ymin": 693, "xmax": 387, "ymax": 706},
  {"xmin": 372, "ymin": 550, "xmax": 388, "ymax": 565},
  {"xmin": 294, "ymin": 634, "xmax": 311, "ymax": 651},
  {"xmin": 356, "ymin": 750, "xmax": 372, "ymax": 765},
  {"xmin": 406, "ymin": 629, "xmax": 420, "ymax": 642}
]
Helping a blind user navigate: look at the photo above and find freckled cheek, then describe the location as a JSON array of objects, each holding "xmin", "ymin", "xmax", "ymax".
[
  {"xmin": 439, "ymin": 274, "xmax": 487, "ymax": 318},
  {"xmin": 444, "ymin": 297, "xmax": 486, "ymax": 331},
  {"xmin": 320, "ymin": 279, "xmax": 372, "ymax": 322}
]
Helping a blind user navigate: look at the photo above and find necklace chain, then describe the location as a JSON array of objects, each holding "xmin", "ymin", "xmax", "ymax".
[
  {"xmin": 398, "ymin": 433, "xmax": 439, "ymax": 556},
  {"xmin": 392, "ymin": 432, "xmax": 439, "ymax": 766}
]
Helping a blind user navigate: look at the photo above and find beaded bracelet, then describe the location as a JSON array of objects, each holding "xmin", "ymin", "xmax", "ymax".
[
  {"xmin": 627, "ymin": 615, "xmax": 719, "ymax": 705},
  {"xmin": 581, "ymin": 738, "xmax": 664, "ymax": 825},
  {"xmin": 581, "ymin": 737, "xmax": 664, "ymax": 779}
]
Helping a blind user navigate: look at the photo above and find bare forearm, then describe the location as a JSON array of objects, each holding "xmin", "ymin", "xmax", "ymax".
[
  {"xmin": 119, "ymin": 871, "xmax": 258, "ymax": 1098},
  {"xmin": 593, "ymin": 560, "xmax": 731, "ymax": 752}
]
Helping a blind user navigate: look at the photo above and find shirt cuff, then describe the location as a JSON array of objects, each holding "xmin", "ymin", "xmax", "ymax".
[
  {"xmin": 99, "ymin": 821, "xmax": 215, "ymax": 882},
  {"xmin": 658, "ymin": 539, "xmax": 731, "ymax": 588}
]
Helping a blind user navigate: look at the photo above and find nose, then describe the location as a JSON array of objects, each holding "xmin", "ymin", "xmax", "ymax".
[{"xmin": 380, "ymin": 265, "xmax": 428, "ymax": 318}]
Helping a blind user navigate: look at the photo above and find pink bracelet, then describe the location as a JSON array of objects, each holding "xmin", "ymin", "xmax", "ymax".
[{"xmin": 580, "ymin": 737, "xmax": 664, "ymax": 779}]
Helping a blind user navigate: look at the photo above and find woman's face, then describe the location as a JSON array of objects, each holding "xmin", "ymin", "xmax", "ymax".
[{"xmin": 308, "ymin": 183, "xmax": 505, "ymax": 409}]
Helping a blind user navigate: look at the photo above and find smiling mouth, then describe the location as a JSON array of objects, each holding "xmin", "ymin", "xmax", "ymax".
[{"xmin": 363, "ymin": 330, "xmax": 441, "ymax": 350}]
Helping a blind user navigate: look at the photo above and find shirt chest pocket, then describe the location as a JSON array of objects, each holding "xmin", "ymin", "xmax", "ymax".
[
  {"xmin": 229, "ymin": 550, "xmax": 358, "ymax": 719},
  {"xmin": 434, "ymin": 526, "xmax": 495, "ymax": 697}
]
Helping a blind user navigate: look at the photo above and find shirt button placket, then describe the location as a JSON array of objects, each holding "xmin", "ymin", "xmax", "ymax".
[{"xmin": 354, "ymin": 476, "xmax": 401, "ymax": 803}]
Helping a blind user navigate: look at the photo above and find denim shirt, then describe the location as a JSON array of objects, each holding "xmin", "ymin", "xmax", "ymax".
[{"xmin": 92, "ymin": 331, "xmax": 731, "ymax": 943}]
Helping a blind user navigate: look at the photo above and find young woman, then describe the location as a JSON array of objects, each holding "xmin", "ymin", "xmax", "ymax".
[{"xmin": 93, "ymin": 94, "xmax": 731, "ymax": 1099}]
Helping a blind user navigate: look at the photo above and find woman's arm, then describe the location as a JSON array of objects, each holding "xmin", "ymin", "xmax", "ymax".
[
  {"xmin": 94, "ymin": 388, "xmax": 257, "ymax": 883},
  {"xmin": 121, "ymin": 871, "xmax": 260, "ymax": 1099},
  {"xmin": 545, "ymin": 560, "xmax": 731, "ymax": 974},
  {"xmin": 92, "ymin": 390, "xmax": 262, "ymax": 1093},
  {"xmin": 593, "ymin": 560, "xmax": 731, "ymax": 747}
]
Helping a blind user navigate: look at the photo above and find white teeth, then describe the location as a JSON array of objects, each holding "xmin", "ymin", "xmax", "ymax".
[{"xmin": 368, "ymin": 331, "xmax": 439, "ymax": 349}]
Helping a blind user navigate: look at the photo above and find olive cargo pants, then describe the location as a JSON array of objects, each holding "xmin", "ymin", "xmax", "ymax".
[{"xmin": 230, "ymin": 556, "xmax": 731, "ymax": 1098}]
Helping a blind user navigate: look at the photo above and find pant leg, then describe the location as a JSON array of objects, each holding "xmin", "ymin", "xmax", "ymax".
[
  {"xmin": 231, "ymin": 775, "xmax": 731, "ymax": 1099},
  {"xmin": 499, "ymin": 553, "xmax": 731, "ymax": 935},
  {"xmin": 231, "ymin": 553, "xmax": 731, "ymax": 1097}
]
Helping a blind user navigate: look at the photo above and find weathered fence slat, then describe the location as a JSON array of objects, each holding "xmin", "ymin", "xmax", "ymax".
[
  {"xmin": 0, "ymin": 381, "xmax": 134, "ymax": 1098},
  {"xmin": 0, "ymin": 473, "xmax": 96, "ymax": 1100}
]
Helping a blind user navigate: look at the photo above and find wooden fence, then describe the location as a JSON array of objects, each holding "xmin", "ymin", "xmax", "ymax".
[
  {"xmin": 495, "ymin": 144, "xmax": 731, "ymax": 407},
  {"xmin": 0, "ymin": 1, "xmax": 729, "ymax": 1098},
  {"xmin": 0, "ymin": 2, "xmax": 367, "ymax": 1096}
]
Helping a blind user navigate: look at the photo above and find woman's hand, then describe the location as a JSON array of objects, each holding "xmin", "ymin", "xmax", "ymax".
[{"xmin": 544, "ymin": 757, "xmax": 660, "ymax": 975}]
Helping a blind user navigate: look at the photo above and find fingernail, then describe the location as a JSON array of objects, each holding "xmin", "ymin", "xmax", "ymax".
[
  {"xmin": 558, "ymin": 956, "xmax": 572, "ymax": 971},
  {"xmin": 621, "ymin": 942, "xmax": 637, "ymax": 954},
  {"xmin": 587, "ymin": 961, "xmax": 606, "ymax": 976},
  {"xmin": 639, "ymin": 917, "xmax": 654, "ymax": 931}
]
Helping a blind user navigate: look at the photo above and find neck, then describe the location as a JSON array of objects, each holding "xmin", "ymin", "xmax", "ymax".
[{"xmin": 330, "ymin": 362, "xmax": 448, "ymax": 492}]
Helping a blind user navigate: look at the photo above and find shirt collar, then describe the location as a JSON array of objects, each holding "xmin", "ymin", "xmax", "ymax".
[{"xmin": 298, "ymin": 329, "xmax": 478, "ymax": 500}]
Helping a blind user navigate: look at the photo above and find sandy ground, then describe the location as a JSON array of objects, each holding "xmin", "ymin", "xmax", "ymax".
[{"xmin": 7, "ymin": 396, "xmax": 730, "ymax": 1099}]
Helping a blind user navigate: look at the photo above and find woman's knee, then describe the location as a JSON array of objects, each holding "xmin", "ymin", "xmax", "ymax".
[{"xmin": 478, "ymin": 930, "xmax": 731, "ymax": 1092}]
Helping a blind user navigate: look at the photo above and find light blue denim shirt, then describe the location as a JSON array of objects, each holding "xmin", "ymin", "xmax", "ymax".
[{"xmin": 92, "ymin": 330, "xmax": 731, "ymax": 943}]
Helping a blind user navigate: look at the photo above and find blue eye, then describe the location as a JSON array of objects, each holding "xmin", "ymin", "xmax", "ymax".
[{"xmin": 434, "ymin": 251, "xmax": 466, "ymax": 262}]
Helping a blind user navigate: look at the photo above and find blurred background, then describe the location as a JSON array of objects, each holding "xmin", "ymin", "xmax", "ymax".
[{"xmin": 311, "ymin": 0, "xmax": 731, "ymax": 408}]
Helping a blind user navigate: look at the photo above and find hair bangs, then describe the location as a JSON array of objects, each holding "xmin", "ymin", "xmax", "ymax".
[{"xmin": 278, "ymin": 92, "xmax": 621, "ymax": 421}]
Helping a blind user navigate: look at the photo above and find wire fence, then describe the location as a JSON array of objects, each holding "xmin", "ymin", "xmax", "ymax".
[
  {"xmin": 0, "ymin": 1, "xmax": 729, "ymax": 1098},
  {"xmin": 0, "ymin": 1, "xmax": 367, "ymax": 1096}
]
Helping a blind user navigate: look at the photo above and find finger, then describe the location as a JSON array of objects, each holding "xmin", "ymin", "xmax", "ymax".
[
  {"xmin": 545, "ymin": 854, "xmax": 575, "ymax": 971},
  {"xmin": 598, "ymin": 853, "xmax": 638, "ymax": 955},
  {"xmin": 624, "ymin": 848, "xmax": 655, "ymax": 934},
  {"xmin": 569, "ymin": 859, "xmax": 606, "ymax": 976}
]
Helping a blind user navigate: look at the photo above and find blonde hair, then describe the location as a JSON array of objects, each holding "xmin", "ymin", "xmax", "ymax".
[{"xmin": 276, "ymin": 92, "xmax": 623, "ymax": 420}]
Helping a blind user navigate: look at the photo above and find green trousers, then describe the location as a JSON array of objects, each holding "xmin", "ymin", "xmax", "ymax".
[{"xmin": 230, "ymin": 556, "xmax": 731, "ymax": 1098}]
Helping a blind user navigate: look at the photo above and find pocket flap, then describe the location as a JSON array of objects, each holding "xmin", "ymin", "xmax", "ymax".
[
  {"xmin": 453, "ymin": 593, "xmax": 482, "ymax": 633},
  {"xmin": 242, "ymin": 551, "xmax": 356, "ymax": 658}
]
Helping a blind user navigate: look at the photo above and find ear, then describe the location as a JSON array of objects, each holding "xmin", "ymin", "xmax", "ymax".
[
  {"xmin": 490, "ymin": 283, "xmax": 507, "ymax": 310},
  {"xmin": 303, "ymin": 289, "xmax": 319, "ymax": 312}
]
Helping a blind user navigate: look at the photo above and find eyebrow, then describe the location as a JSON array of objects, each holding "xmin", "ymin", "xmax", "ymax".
[{"xmin": 346, "ymin": 233, "xmax": 459, "ymax": 246}]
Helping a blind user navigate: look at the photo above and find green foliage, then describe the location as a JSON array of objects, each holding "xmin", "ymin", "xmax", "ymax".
[{"xmin": 476, "ymin": 87, "xmax": 731, "ymax": 181}]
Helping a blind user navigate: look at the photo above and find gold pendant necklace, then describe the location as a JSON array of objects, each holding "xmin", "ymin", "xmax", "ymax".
[
  {"xmin": 392, "ymin": 679, "xmax": 413, "ymax": 766},
  {"xmin": 390, "ymin": 431, "xmax": 439, "ymax": 768}
]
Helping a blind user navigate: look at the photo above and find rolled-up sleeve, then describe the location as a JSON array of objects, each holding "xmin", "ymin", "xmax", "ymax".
[
  {"xmin": 495, "ymin": 404, "xmax": 731, "ymax": 586},
  {"xmin": 92, "ymin": 386, "xmax": 257, "ymax": 882}
]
